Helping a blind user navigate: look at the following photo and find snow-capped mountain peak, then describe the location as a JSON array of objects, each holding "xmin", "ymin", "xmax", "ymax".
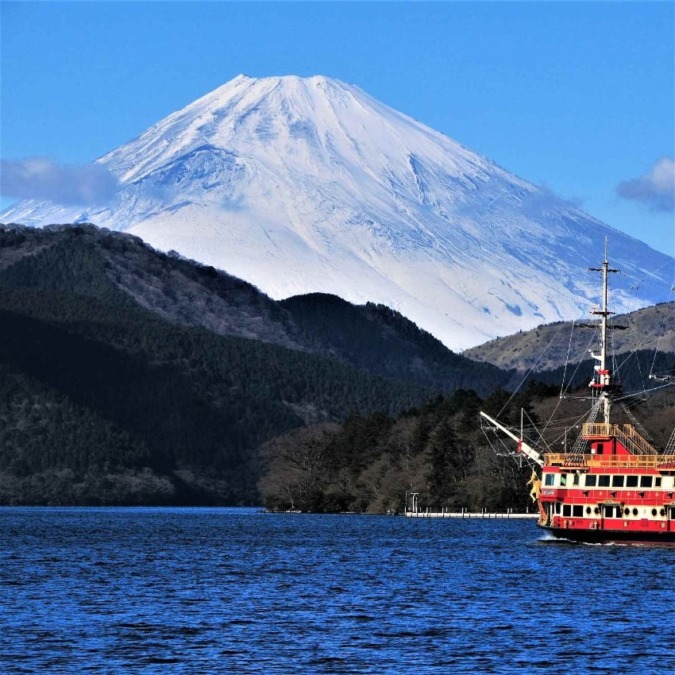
[{"xmin": 2, "ymin": 75, "xmax": 672, "ymax": 349}]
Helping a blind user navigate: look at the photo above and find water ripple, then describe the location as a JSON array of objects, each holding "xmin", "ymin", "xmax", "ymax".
[{"xmin": 0, "ymin": 507, "xmax": 671, "ymax": 673}]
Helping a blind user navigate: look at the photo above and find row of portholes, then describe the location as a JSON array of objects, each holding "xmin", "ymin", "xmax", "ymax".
[{"xmin": 585, "ymin": 506, "xmax": 666, "ymax": 517}]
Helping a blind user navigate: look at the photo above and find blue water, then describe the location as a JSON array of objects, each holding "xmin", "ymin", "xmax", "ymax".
[{"xmin": 0, "ymin": 508, "xmax": 672, "ymax": 673}]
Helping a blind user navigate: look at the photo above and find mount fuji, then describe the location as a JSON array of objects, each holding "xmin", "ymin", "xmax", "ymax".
[{"xmin": 3, "ymin": 75, "xmax": 672, "ymax": 350}]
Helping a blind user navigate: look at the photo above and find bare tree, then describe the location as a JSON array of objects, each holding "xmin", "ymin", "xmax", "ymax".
[{"xmin": 258, "ymin": 423, "xmax": 341, "ymax": 511}]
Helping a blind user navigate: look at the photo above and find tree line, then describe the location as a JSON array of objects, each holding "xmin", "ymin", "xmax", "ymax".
[{"xmin": 258, "ymin": 386, "xmax": 556, "ymax": 514}]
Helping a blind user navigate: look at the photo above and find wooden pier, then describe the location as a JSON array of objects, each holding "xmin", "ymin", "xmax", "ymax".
[{"xmin": 405, "ymin": 509, "xmax": 538, "ymax": 519}]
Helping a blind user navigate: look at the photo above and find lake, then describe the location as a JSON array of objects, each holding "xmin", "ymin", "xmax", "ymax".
[{"xmin": 0, "ymin": 507, "xmax": 671, "ymax": 673}]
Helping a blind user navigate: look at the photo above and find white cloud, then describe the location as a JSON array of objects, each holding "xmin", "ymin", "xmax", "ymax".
[
  {"xmin": 617, "ymin": 157, "xmax": 675, "ymax": 212},
  {"xmin": 0, "ymin": 157, "xmax": 119, "ymax": 205}
]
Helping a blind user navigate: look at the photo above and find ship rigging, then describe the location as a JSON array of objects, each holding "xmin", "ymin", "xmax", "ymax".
[{"xmin": 480, "ymin": 245, "xmax": 675, "ymax": 543}]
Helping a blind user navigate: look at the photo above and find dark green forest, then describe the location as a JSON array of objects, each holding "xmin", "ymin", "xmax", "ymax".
[
  {"xmin": 258, "ymin": 388, "xmax": 547, "ymax": 514},
  {"xmin": 0, "ymin": 224, "xmax": 672, "ymax": 508},
  {"xmin": 0, "ymin": 226, "xmax": 434, "ymax": 504},
  {"xmin": 280, "ymin": 293, "xmax": 510, "ymax": 395}
]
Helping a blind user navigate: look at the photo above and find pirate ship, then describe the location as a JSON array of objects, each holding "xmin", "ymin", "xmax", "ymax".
[{"xmin": 481, "ymin": 248, "xmax": 675, "ymax": 543}]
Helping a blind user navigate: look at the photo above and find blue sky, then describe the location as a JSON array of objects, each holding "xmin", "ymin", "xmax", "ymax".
[{"xmin": 1, "ymin": 1, "xmax": 673, "ymax": 255}]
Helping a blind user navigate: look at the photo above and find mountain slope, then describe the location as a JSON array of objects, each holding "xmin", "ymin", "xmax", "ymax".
[
  {"xmin": 0, "ymin": 231, "xmax": 445, "ymax": 505},
  {"xmin": 0, "ymin": 224, "xmax": 512, "ymax": 394},
  {"xmin": 3, "ymin": 75, "xmax": 672, "ymax": 349},
  {"xmin": 464, "ymin": 302, "xmax": 675, "ymax": 372},
  {"xmin": 280, "ymin": 292, "xmax": 508, "ymax": 393}
]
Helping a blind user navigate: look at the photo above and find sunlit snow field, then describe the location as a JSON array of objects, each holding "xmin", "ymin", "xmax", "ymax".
[{"xmin": 3, "ymin": 76, "xmax": 671, "ymax": 350}]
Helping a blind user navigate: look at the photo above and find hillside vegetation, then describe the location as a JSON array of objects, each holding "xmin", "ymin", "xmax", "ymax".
[
  {"xmin": 0, "ymin": 223, "xmax": 672, "ymax": 509},
  {"xmin": 259, "ymin": 389, "xmax": 536, "ymax": 514},
  {"xmin": 0, "ymin": 225, "xmax": 440, "ymax": 504},
  {"xmin": 464, "ymin": 302, "xmax": 675, "ymax": 372},
  {"xmin": 259, "ymin": 383, "xmax": 675, "ymax": 514},
  {"xmin": 1, "ymin": 224, "xmax": 512, "ymax": 395}
]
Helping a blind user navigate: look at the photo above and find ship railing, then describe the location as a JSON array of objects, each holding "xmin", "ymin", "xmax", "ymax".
[
  {"xmin": 613, "ymin": 424, "xmax": 658, "ymax": 456},
  {"xmin": 544, "ymin": 453, "xmax": 668, "ymax": 469},
  {"xmin": 582, "ymin": 423, "xmax": 658, "ymax": 456},
  {"xmin": 582, "ymin": 423, "xmax": 613, "ymax": 438}
]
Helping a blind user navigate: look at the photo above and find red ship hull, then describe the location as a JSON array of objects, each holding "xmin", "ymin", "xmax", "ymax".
[{"xmin": 539, "ymin": 523, "xmax": 675, "ymax": 544}]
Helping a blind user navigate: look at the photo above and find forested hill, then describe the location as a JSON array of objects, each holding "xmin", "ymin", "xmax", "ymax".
[
  {"xmin": 280, "ymin": 293, "xmax": 507, "ymax": 393},
  {"xmin": 0, "ymin": 225, "xmax": 434, "ymax": 505},
  {"xmin": 0, "ymin": 223, "xmax": 516, "ymax": 506},
  {"xmin": 0, "ymin": 224, "xmax": 672, "ymax": 509},
  {"xmin": 464, "ymin": 302, "xmax": 675, "ymax": 372},
  {"xmin": 0, "ymin": 224, "xmax": 512, "ymax": 395}
]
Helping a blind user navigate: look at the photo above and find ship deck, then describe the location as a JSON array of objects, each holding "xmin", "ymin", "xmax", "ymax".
[{"xmin": 544, "ymin": 453, "xmax": 675, "ymax": 470}]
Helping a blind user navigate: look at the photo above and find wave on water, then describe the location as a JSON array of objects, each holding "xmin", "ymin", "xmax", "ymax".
[{"xmin": 1, "ymin": 508, "xmax": 672, "ymax": 673}]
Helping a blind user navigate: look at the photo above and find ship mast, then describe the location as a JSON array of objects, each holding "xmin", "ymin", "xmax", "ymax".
[{"xmin": 588, "ymin": 240, "xmax": 619, "ymax": 425}]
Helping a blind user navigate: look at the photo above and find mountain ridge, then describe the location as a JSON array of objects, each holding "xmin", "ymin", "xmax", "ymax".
[
  {"xmin": 464, "ymin": 301, "xmax": 675, "ymax": 373},
  {"xmin": 0, "ymin": 223, "xmax": 444, "ymax": 505},
  {"xmin": 0, "ymin": 223, "xmax": 512, "ymax": 395}
]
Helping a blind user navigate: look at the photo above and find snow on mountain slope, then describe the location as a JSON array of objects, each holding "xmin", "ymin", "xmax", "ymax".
[{"xmin": 3, "ymin": 75, "xmax": 672, "ymax": 350}]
